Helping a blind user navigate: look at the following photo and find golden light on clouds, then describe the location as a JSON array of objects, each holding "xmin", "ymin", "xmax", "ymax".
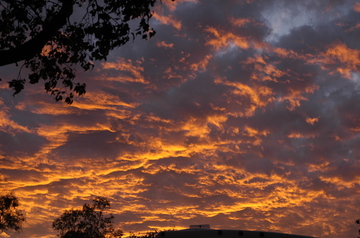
[
  {"xmin": 205, "ymin": 27, "xmax": 250, "ymax": 50},
  {"xmin": 153, "ymin": 12, "xmax": 182, "ymax": 30},
  {"xmin": 306, "ymin": 117, "xmax": 320, "ymax": 125},
  {"xmin": 229, "ymin": 17, "xmax": 254, "ymax": 27},
  {"xmin": 1, "ymin": 1, "xmax": 360, "ymax": 238},
  {"xmin": 101, "ymin": 59, "xmax": 148, "ymax": 84},
  {"xmin": 325, "ymin": 42, "xmax": 360, "ymax": 78}
]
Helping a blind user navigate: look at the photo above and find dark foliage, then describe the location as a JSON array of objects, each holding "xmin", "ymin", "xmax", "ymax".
[
  {"xmin": 0, "ymin": 194, "xmax": 25, "ymax": 232},
  {"xmin": 128, "ymin": 231, "xmax": 158, "ymax": 238},
  {"xmin": 0, "ymin": 0, "xmax": 161, "ymax": 103},
  {"xmin": 53, "ymin": 196, "xmax": 122, "ymax": 238}
]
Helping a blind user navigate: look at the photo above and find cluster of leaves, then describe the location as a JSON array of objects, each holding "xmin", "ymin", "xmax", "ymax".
[
  {"xmin": 0, "ymin": 0, "xmax": 158, "ymax": 103},
  {"xmin": 128, "ymin": 230, "xmax": 158, "ymax": 238},
  {"xmin": 0, "ymin": 194, "xmax": 25, "ymax": 232},
  {"xmin": 53, "ymin": 196, "xmax": 123, "ymax": 238}
]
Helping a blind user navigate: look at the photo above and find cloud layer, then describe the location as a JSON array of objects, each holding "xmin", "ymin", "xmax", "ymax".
[{"xmin": 0, "ymin": 0, "xmax": 360, "ymax": 237}]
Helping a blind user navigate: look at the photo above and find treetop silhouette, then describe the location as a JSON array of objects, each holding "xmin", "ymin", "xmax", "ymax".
[
  {"xmin": 0, "ymin": 0, "xmax": 165, "ymax": 103},
  {"xmin": 0, "ymin": 193, "xmax": 25, "ymax": 233},
  {"xmin": 53, "ymin": 196, "xmax": 122, "ymax": 238}
]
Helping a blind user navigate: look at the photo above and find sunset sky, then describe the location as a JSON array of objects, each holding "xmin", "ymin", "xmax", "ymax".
[{"xmin": 1, "ymin": 0, "xmax": 360, "ymax": 237}]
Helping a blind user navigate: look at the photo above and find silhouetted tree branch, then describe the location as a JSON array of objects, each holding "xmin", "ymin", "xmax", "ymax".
[
  {"xmin": 0, "ymin": 0, "xmax": 162, "ymax": 103},
  {"xmin": 0, "ymin": 194, "xmax": 25, "ymax": 233},
  {"xmin": 0, "ymin": 0, "xmax": 73, "ymax": 66}
]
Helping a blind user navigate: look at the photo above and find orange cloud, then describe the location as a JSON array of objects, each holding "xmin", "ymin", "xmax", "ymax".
[
  {"xmin": 272, "ymin": 47, "xmax": 299, "ymax": 59},
  {"xmin": 244, "ymin": 55, "xmax": 287, "ymax": 82},
  {"xmin": 308, "ymin": 42, "xmax": 360, "ymax": 79},
  {"xmin": 153, "ymin": 12, "xmax": 182, "ymax": 30},
  {"xmin": 181, "ymin": 115, "xmax": 228, "ymax": 138},
  {"xmin": 205, "ymin": 27, "xmax": 250, "ymax": 50},
  {"xmin": 190, "ymin": 54, "xmax": 212, "ymax": 72},
  {"xmin": 345, "ymin": 23, "xmax": 360, "ymax": 32},
  {"xmin": 101, "ymin": 58, "xmax": 148, "ymax": 84},
  {"xmin": 156, "ymin": 41, "xmax": 174, "ymax": 48},
  {"xmin": 306, "ymin": 117, "xmax": 320, "ymax": 125},
  {"xmin": 288, "ymin": 132, "xmax": 315, "ymax": 139},
  {"xmin": 229, "ymin": 17, "xmax": 253, "ymax": 27},
  {"xmin": 325, "ymin": 42, "xmax": 360, "ymax": 78},
  {"xmin": 244, "ymin": 126, "xmax": 269, "ymax": 137},
  {"xmin": 215, "ymin": 77, "xmax": 275, "ymax": 116},
  {"xmin": 74, "ymin": 91, "xmax": 139, "ymax": 110},
  {"xmin": 278, "ymin": 85, "xmax": 319, "ymax": 111},
  {"xmin": 354, "ymin": 3, "xmax": 360, "ymax": 12},
  {"xmin": 0, "ymin": 100, "xmax": 32, "ymax": 135}
]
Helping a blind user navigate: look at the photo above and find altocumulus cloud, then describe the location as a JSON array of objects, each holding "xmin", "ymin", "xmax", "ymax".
[{"xmin": 0, "ymin": 0, "xmax": 360, "ymax": 238}]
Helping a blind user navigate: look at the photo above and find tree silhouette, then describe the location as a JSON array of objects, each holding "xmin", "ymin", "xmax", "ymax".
[
  {"xmin": 128, "ymin": 231, "xmax": 158, "ymax": 238},
  {"xmin": 0, "ymin": 0, "xmax": 165, "ymax": 103},
  {"xmin": 53, "ymin": 196, "xmax": 122, "ymax": 238},
  {"xmin": 0, "ymin": 194, "xmax": 26, "ymax": 233}
]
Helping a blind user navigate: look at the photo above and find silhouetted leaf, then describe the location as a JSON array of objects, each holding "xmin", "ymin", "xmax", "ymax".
[
  {"xmin": 74, "ymin": 83, "xmax": 86, "ymax": 96},
  {"xmin": 29, "ymin": 73, "xmax": 40, "ymax": 84},
  {"xmin": 8, "ymin": 79, "xmax": 25, "ymax": 96}
]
